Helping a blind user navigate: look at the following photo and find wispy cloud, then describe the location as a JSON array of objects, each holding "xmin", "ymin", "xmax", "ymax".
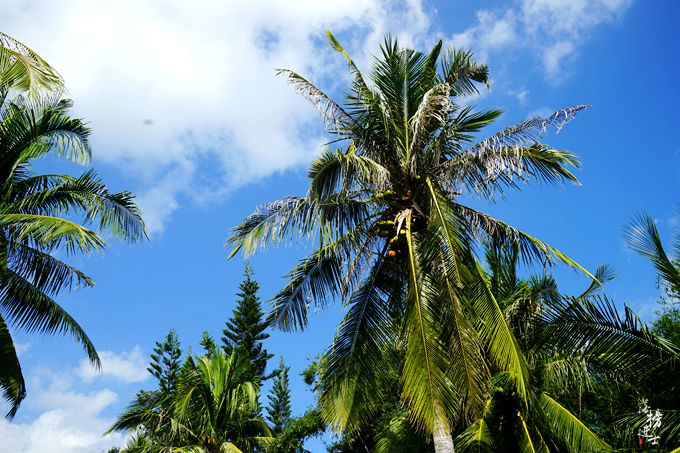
[{"xmin": 451, "ymin": 0, "xmax": 633, "ymax": 79}]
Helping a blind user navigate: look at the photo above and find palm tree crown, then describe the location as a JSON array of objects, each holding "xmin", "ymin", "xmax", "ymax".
[
  {"xmin": 229, "ymin": 32, "xmax": 594, "ymax": 451},
  {"xmin": 0, "ymin": 34, "xmax": 147, "ymax": 417}
]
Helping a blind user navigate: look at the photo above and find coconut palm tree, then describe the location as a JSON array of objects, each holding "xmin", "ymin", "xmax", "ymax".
[
  {"xmin": 0, "ymin": 96, "xmax": 147, "ymax": 417},
  {"xmin": 0, "ymin": 51, "xmax": 146, "ymax": 417},
  {"xmin": 456, "ymin": 245, "xmax": 679, "ymax": 452},
  {"xmin": 111, "ymin": 352, "xmax": 272, "ymax": 453},
  {"xmin": 622, "ymin": 212, "xmax": 680, "ymax": 451},
  {"xmin": 228, "ymin": 33, "xmax": 594, "ymax": 452}
]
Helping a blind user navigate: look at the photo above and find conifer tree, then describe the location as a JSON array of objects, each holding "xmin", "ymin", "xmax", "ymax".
[
  {"xmin": 147, "ymin": 329, "xmax": 182, "ymax": 394},
  {"xmin": 222, "ymin": 265, "xmax": 274, "ymax": 381},
  {"xmin": 199, "ymin": 331, "xmax": 217, "ymax": 356},
  {"xmin": 266, "ymin": 357, "xmax": 292, "ymax": 435}
]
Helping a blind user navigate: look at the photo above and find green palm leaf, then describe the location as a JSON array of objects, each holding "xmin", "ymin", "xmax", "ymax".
[
  {"xmin": 538, "ymin": 393, "xmax": 610, "ymax": 452},
  {"xmin": 0, "ymin": 313, "xmax": 24, "ymax": 418}
]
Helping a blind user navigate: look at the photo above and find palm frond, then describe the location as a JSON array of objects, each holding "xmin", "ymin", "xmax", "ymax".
[
  {"xmin": 276, "ymin": 69, "xmax": 355, "ymax": 136},
  {"xmin": 227, "ymin": 194, "xmax": 370, "ymax": 258},
  {"xmin": 0, "ymin": 213, "xmax": 107, "ymax": 255},
  {"xmin": 0, "ymin": 269, "xmax": 99, "ymax": 367},
  {"xmin": 442, "ymin": 143, "xmax": 581, "ymax": 202},
  {"xmin": 308, "ymin": 144, "xmax": 389, "ymax": 198},
  {"xmin": 461, "ymin": 105, "xmax": 589, "ymax": 158},
  {"xmin": 540, "ymin": 295, "xmax": 680, "ymax": 377},
  {"xmin": 267, "ymin": 226, "xmax": 372, "ymax": 331},
  {"xmin": 319, "ymin": 246, "xmax": 395, "ymax": 431},
  {"xmin": 454, "ymin": 202, "xmax": 596, "ymax": 280},
  {"xmin": 401, "ymin": 211, "xmax": 455, "ymax": 430},
  {"xmin": 0, "ymin": 32, "xmax": 64, "ymax": 95},
  {"xmin": 439, "ymin": 48, "xmax": 490, "ymax": 97},
  {"xmin": 0, "ymin": 101, "xmax": 91, "ymax": 171},
  {"xmin": 624, "ymin": 211, "xmax": 680, "ymax": 297},
  {"xmin": 9, "ymin": 244, "xmax": 94, "ymax": 295},
  {"xmin": 577, "ymin": 264, "xmax": 616, "ymax": 299},
  {"xmin": 455, "ymin": 397, "xmax": 497, "ymax": 453},
  {"xmin": 537, "ymin": 393, "xmax": 610, "ymax": 452},
  {"xmin": 0, "ymin": 314, "xmax": 24, "ymax": 418},
  {"xmin": 409, "ymin": 83, "xmax": 452, "ymax": 164},
  {"xmin": 466, "ymin": 262, "xmax": 530, "ymax": 401}
]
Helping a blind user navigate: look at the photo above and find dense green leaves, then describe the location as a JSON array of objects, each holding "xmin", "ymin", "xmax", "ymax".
[
  {"xmin": 228, "ymin": 33, "xmax": 592, "ymax": 452},
  {"xmin": 111, "ymin": 351, "xmax": 270, "ymax": 453},
  {"xmin": 222, "ymin": 266, "xmax": 274, "ymax": 383}
]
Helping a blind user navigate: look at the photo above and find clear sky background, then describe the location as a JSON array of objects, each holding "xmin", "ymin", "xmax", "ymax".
[{"xmin": 0, "ymin": 1, "xmax": 679, "ymax": 451}]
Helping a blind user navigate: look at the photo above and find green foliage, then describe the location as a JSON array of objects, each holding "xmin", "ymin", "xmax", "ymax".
[
  {"xmin": 228, "ymin": 31, "xmax": 592, "ymax": 451},
  {"xmin": 455, "ymin": 244, "xmax": 679, "ymax": 453},
  {"xmin": 0, "ymin": 32, "xmax": 64, "ymax": 100},
  {"xmin": 200, "ymin": 330, "xmax": 218, "ymax": 356},
  {"xmin": 0, "ymin": 34, "xmax": 146, "ymax": 417},
  {"xmin": 620, "ymin": 211, "xmax": 680, "ymax": 451},
  {"xmin": 222, "ymin": 265, "xmax": 274, "ymax": 383},
  {"xmin": 652, "ymin": 297, "xmax": 680, "ymax": 346},
  {"xmin": 262, "ymin": 409, "xmax": 325, "ymax": 453},
  {"xmin": 266, "ymin": 357, "xmax": 292, "ymax": 435},
  {"xmin": 110, "ymin": 351, "xmax": 271, "ymax": 453},
  {"xmin": 147, "ymin": 329, "xmax": 182, "ymax": 395}
]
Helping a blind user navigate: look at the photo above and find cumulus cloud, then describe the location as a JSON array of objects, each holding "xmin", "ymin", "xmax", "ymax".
[
  {"xmin": 0, "ymin": 367, "xmax": 126, "ymax": 452},
  {"xmin": 451, "ymin": 0, "xmax": 633, "ymax": 78},
  {"xmin": 1, "ymin": 0, "xmax": 433, "ymax": 234},
  {"xmin": 77, "ymin": 346, "xmax": 149, "ymax": 383}
]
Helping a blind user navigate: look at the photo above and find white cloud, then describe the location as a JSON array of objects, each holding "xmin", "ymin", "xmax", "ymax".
[
  {"xmin": 14, "ymin": 342, "xmax": 31, "ymax": 356},
  {"xmin": 1, "ymin": 0, "xmax": 432, "ymax": 234},
  {"xmin": 0, "ymin": 368, "xmax": 125, "ymax": 452},
  {"xmin": 510, "ymin": 88, "xmax": 530, "ymax": 105},
  {"xmin": 451, "ymin": 0, "xmax": 633, "ymax": 78},
  {"xmin": 77, "ymin": 346, "xmax": 149, "ymax": 383}
]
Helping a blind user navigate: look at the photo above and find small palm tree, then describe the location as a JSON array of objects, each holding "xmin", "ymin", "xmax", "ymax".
[
  {"xmin": 111, "ymin": 352, "xmax": 272, "ymax": 453},
  {"xmin": 228, "ymin": 33, "xmax": 594, "ymax": 452},
  {"xmin": 457, "ymin": 245, "xmax": 678, "ymax": 452},
  {"xmin": 623, "ymin": 212, "xmax": 680, "ymax": 451},
  {"xmin": 0, "ymin": 33, "xmax": 147, "ymax": 417}
]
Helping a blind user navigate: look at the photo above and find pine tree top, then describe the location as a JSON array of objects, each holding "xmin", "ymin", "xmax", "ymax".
[
  {"xmin": 222, "ymin": 265, "xmax": 274, "ymax": 382},
  {"xmin": 148, "ymin": 329, "xmax": 182, "ymax": 394},
  {"xmin": 266, "ymin": 356, "xmax": 292, "ymax": 436}
]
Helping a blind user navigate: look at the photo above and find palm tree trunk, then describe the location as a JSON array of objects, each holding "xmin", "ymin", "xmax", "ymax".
[{"xmin": 432, "ymin": 412, "xmax": 455, "ymax": 453}]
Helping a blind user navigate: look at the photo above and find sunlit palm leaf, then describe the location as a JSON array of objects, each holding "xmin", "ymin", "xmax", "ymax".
[
  {"xmin": 624, "ymin": 211, "xmax": 680, "ymax": 297},
  {"xmin": 537, "ymin": 393, "xmax": 610, "ymax": 452}
]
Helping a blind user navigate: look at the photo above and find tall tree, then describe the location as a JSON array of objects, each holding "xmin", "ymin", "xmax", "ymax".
[
  {"xmin": 0, "ymin": 33, "xmax": 147, "ymax": 417},
  {"xmin": 222, "ymin": 265, "xmax": 273, "ymax": 382},
  {"xmin": 228, "ymin": 32, "xmax": 593, "ymax": 452},
  {"xmin": 266, "ymin": 357, "xmax": 292, "ymax": 435},
  {"xmin": 263, "ymin": 359, "xmax": 325, "ymax": 453}
]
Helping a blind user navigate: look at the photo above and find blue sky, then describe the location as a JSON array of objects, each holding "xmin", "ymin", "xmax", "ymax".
[{"xmin": 1, "ymin": 0, "xmax": 679, "ymax": 451}]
